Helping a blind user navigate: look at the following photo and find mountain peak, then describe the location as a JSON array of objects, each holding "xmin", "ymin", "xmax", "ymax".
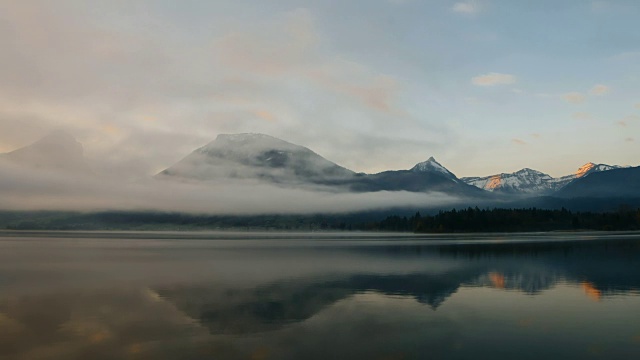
[
  {"xmin": 215, "ymin": 133, "xmax": 275, "ymax": 142},
  {"xmin": 411, "ymin": 157, "xmax": 457, "ymax": 180},
  {"xmin": 514, "ymin": 168, "xmax": 549, "ymax": 176},
  {"xmin": 159, "ymin": 133, "xmax": 356, "ymax": 184},
  {"xmin": 202, "ymin": 133, "xmax": 298, "ymax": 153},
  {"xmin": 7, "ymin": 130, "xmax": 83, "ymax": 156},
  {"xmin": 576, "ymin": 162, "xmax": 596, "ymax": 178},
  {"xmin": 3, "ymin": 130, "xmax": 89, "ymax": 173}
]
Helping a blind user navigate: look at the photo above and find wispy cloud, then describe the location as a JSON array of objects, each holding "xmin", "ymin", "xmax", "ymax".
[
  {"xmin": 452, "ymin": 1, "xmax": 480, "ymax": 14},
  {"xmin": 590, "ymin": 84, "xmax": 610, "ymax": 95},
  {"xmin": 512, "ymin": 138, "xmax": 527, "ymax": 145},
  {"xmin": 634, "ymin": 103, "xmax": 640, "ymax": 110},
  {"xmin": 616, "ymin": 121, "xmax": 627, "ymax": 127},
  {"xmin": 625, "ymin": 137, "xmax": 634, "ymax": 142},
  {"xmin": 562, "ymin": 92, "xmax": 586, "ymax": 104},
  {"xmin": 471, "ymin": 73, "xmax": 516, "ymax": 86}
]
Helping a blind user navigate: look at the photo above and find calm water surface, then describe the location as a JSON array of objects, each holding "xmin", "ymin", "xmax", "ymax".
[{"xmin": 0, "ymin": 231, "xmax": 639, "ymax": 359}]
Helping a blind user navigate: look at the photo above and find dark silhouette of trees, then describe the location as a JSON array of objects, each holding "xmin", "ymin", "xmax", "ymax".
[{"xmin": 363, "ymin": 207, "xmax": 640, "ymax": 233}]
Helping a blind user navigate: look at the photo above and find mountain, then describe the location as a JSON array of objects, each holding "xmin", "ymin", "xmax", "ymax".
[
  {"xmin": 462, "ymin": 162, "xmax": 622, "ymax": 195},
  {"xmin": 157, "ymin": 133, "xmax": 356, "ymax": 186},
  {"xmin": 549, "ymin": 162, "xmax": 622, "ymax": 189},
  {"xmin": 158, "ymin": 133, "xmax": 484, "ymax": 196},
  {"xmin": 462, "ymin": 168, "xmax": 553, "ymax": 194},
  {"xmin": 411, "ymin": 157, "xmax": 458, "ymax": 181},
  {"xmin": 555, "ymin": 166, "xmax": 640, "ymax": 199},
  {"xmin": 0, "ymin": 130, "xmax": 91, "ymax": 174},
  {"xmin": 349, "ymin": 157, "xmax": 484, "ymax": 196}
]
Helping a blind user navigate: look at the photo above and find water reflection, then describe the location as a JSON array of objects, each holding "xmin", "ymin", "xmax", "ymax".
[{"xmin": 0, "ymin": 232, "xmax": 639, "ymax": 359}]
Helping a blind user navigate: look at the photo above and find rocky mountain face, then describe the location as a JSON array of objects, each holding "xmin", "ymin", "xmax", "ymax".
[{"xmin": 461, "ymin": 162, "xmax": 623, "ymax": 195}]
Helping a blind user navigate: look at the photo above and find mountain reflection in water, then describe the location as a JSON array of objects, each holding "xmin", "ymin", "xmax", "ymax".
[{"xmin": 0, "ymin": 232, "xmax": 639, "ymax": 359}]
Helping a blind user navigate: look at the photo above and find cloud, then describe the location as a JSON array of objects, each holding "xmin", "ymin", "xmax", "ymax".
[
  {"xmin": 562, "ymin": 92, "xmax": 586, "ymax": 104},
  {"xmin": 0, "ymin": 160, "xmax": 463, "ymax": 214},
  {"xmin": 530, "ymin": 133, "xmax": 541, "ymax": 139},
  {"xmin": 452, "ymin": 1, "xmax": 480, "ymax": 14},
  {"xmin": 572, "ymin": 112, "xmax": 591, "ymax": 120},
  {"xmin": 471, "ymin": 73, "xmax": 516, "ymax": 86},
  {"xmin": 616, "ymin": 121, "xmax": 627, "ymax": 127},
  {"xmin": 621, "ymin": 114, "xmax": 640, "ymax": 122},
  {"xmin": 254, "ymin": 110, "xmax": 277, "ymax": 122},
  {"xmin": 590, "ymin": 84, "xmax": 610, "ymax": 95},
  {"xmin": 625, "ymin": 137, "xmax": 634, "ymax": 142},
  {"xmin": 635, "ymin": 103, "xmax": 640, "ymax": 110},
  {"xmin": 0, "ymin": 3, "xmax": 449, "ymax": 176},
  {"xmin": 512, "ymin": 138, "xmax": 527, "ymax": 145}
]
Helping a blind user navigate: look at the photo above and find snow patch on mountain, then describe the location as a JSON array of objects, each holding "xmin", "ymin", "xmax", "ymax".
[
  {"xmin": 462, "ymin": 162, "xmax": 623, "ymax": 194},
  {"xmin": 411, "ymin": 157, "xmax": 458, "ymax": 182}
]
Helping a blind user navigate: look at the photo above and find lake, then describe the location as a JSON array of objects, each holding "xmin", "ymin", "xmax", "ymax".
[{"xmin": 0, "ymin": 231, "xmax": 639, "ymax": 359}]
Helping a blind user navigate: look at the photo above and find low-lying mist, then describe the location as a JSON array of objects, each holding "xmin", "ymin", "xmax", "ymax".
[{"xmin": 0, "ymin": 161, "xmax": 464, "ymax": 215}]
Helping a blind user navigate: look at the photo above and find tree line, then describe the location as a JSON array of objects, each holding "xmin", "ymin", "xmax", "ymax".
[
  {"xmin": 3, "ymin": 207, "xmax": 640, "ymax": 232},
  {"xmin": 360, "ymin": 207, "xmax": 640, "ymax": 233}
]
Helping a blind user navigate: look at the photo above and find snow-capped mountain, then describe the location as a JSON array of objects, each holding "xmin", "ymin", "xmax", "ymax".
[
  {"xmin": 549, "ymin": 163, "xmax": 622, "ymax": 189},
  {"xmin": 556, "ymin": 166, "xmax": 640, "ymax": 198},
  {"xmin": 0, "ymin": 130, "xmax": 91, "ymax": 174},
  {"xmin": 411, "ymin": 157, "xmax": 458, "ymax": 181},
  {"xmin": 355, "ymin": 156, "xmax": 482, "ymax": 195},
  {"xmin": 158, "ymin": 134, "xmax": 485, "ymax": 196},
  {"xmin": 461, "ymin": 162, "xmax": 623, "ymax": 194},
  {"xmin": 157, "ymin": 133, "xmax": 356, "ymax": 186},
  {"xmin": 462, "ymin": 168, "xmax": 554, "ymax": 194}
]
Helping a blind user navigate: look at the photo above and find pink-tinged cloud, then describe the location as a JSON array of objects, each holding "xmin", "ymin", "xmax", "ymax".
[
  {"xmin": 590, "ymin": 84, "xmax": 610, "ymax": 95},
  {"xmin": 254, "ymin": 110, "xmax": 277, "ymax": 122},
  {"xmin": 512, "ymin": 138, "xmax": 527, "ymax": 145},
  {"xmin": 616, "ymin": 121, "xmax": 627, "ymax": 127},
  {"xmin": 562, "ymin": 92, "xmax": 585, "ymax": 104},
  {"xmin": 472, "ymin": 73, "xmax": 516, "ymax": 86}
]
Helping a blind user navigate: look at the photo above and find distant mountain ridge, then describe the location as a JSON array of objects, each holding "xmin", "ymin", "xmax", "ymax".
[
  {"xmin": 461, "ymin": 162, "xmax": 623, "ymax": 195},
  {"xmin": 2, "ymin": 131, "xmax": 636, "ymax": 205},
  {"xmin": 157, "ymin": 133, "xmax": 484, "ymax": 196}
]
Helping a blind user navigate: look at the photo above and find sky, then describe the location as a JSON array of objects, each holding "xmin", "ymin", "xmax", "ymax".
[{"xmin": 1, "ymin": 0, "xmax": 639, "ymax": 178}]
